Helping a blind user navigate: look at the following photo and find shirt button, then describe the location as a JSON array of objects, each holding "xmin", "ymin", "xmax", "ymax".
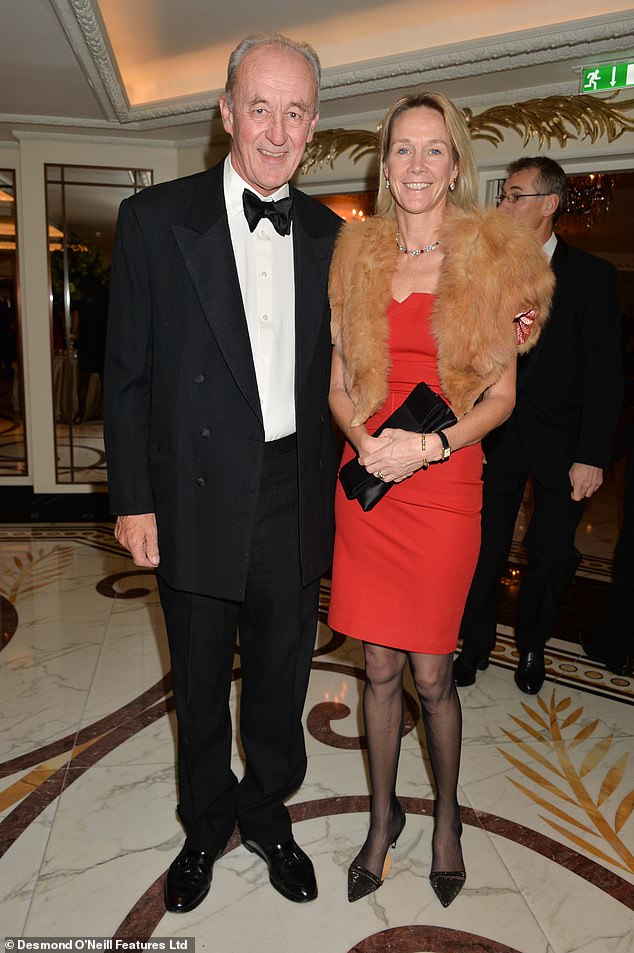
[
  {"xmin": 261, "ymin": 271, "xmax": 268, "ymax": 278},
  {"xmin": 196, "ymin": 477, "xmax": 205, "ymax": 487},
  {"xmin": 194, "ymin": 374, "xmax": 205, "ymax": 384},
  {"xmin": 262, "ymin": 314, "xmax": 269, "ymax": 321},
  {"xmin": 201, "ymin": 428, "xmax": 211, "ymax": 438}
]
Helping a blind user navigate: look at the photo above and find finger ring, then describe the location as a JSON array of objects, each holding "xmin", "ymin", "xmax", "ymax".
[{"xmin": 377, "ymin": 470, "xmax": 386, "ymax": 480}]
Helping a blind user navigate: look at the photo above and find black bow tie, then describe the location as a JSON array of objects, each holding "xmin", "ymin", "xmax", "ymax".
[{"xmin": 242, "ymin": 189, "xmax": 294, "ymax": 236}]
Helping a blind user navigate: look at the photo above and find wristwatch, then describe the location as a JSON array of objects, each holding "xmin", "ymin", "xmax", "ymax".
[{"xmin": 437, "ymin": 430, "xmax": 451, "ymax": 462}]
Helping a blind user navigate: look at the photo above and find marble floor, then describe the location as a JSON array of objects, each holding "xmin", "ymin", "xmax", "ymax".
[{"xmin": 0, "ymin": 508, "xmax": 632, "ymax": 952}]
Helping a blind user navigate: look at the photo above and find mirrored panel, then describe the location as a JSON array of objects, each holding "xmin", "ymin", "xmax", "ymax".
[
  {"xmin": 46, "ymin": 165, "xmax": 152, "ymax": 483},
  {"xmin": 0, "ymin": 170, "xmax": 27, "ymax": 477}
]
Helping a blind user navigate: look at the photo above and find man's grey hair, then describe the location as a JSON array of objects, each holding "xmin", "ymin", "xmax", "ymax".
[
  {"xmin": 507, "ymin": 156, "xmax": 567, "ymax": 221},
  {"xmin": 224, "ymin": 33, "xmax": 321, "ymax": 114}
]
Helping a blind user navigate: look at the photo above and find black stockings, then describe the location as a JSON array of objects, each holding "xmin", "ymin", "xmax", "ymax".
[
  {"xmin": 357, "ymin": 644, "xmax": 463, "ymax": 877},
  {"xmin": 411, "ymin": 652, "xmax": 464, "ymax": 873},
  {"xmin": 354, "ymin": 644, "xmax": 407, "ymax": 877}
]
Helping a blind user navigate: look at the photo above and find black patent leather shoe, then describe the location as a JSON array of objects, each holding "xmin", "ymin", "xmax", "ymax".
[
  {"xmin": 429, "ymin": 870, "xmax": 466, "ymax": 907},
  {"xmin": 430, "ymin": 819, "xmax": 465, "ymax": 907},
  {"xmin": 580, "ymin": 632, "xmax": 634, "ymax": 677},
  {"xmin": 453, "ymin": 651, "xmax": 489, "ymax": 687},
  {"xmin": 164, "ymin": 844, "xmax": 217, "ymax": 913},
  {"xmin": 514, "ymin": 650, "xmax": 545, "ymax": 694},
  {"xmin": 244, "ymin": 837, "xmax": 317, "ymax": 902},
  {"xmin": 347, "ymin": 805, "xmax": 406, "ymax": 902}
]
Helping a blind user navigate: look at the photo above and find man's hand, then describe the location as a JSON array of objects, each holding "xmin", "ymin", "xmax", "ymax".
[
  {"xmin": 114, "ymin": 513, "xmax": 160, "ymax": 567},
  {"xmin": 569, "ymin": 463, "xmax": 603, "ymax": 501}
]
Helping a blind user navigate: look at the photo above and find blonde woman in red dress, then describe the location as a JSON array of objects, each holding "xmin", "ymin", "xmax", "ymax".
[{"xmin": 328, "ymin": 91, "xmax": 554, "ymax": 906}]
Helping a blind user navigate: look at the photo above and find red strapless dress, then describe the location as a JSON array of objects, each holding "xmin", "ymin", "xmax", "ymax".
[{"xmin": 328, "ymin": 293, "xmax": 484, "ymax": 653}]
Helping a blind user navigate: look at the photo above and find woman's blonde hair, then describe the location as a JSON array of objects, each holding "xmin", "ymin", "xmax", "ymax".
[{"xmin": 375, "ymin": 90, "xmax": 478, "ymax": 217}]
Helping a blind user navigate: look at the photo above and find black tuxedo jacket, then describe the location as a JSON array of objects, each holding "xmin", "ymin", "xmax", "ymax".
[
  {"xmin": 484, "ymin": 237, "xmax": 623, "ymax": 487},
  {"xmin": 104, "ymin": 161, "xmax": 341, "ymax": 599}
]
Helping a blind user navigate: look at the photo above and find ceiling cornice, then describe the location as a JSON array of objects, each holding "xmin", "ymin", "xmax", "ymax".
[
  {"xmin": 12, "ymin": 130, "xmax": 177, "ymax": 147},
  {"xmin": 320, "ymin": 13, "xmax": 634, "ymax": 100},
  {"xmin": 22, "ymin": 4, "xmax": 634, "ymax": 132},
  {"xmin": 318, "ymin": 78, "xmax": 620, "ymax": 132},
  {"xmin": 50, "ymin": 0, "xmax": 126, "ymax": 121}
]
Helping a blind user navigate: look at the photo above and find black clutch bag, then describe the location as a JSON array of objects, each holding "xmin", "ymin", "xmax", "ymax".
[{"xmin": 338, "ymin": 381, "xmax": 457, "ymax": 511}]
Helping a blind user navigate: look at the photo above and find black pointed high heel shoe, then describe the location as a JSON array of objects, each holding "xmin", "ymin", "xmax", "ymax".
[
  {"xmin": 429, "ymin": 870, "xmax": 466, "ymax": 907},
  {"xmin": 429, "ymin": 820, "xmax": 465, "ymax": 907},
  {"xmin": 347, "ymin": 805, "xmax": 406, "ymax": 902}
]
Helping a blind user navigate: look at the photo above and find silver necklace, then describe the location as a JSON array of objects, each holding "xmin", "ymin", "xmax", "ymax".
[{"xmin": 395, "ymin": 232, "xmax": 441, "ymax": 257}]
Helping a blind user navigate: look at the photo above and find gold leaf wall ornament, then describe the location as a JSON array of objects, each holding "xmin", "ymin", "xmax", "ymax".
[
  {"xmin": 300, "ymin": 95, "xmax": 634, "ymax": 174},
  {"xmin": 499, "ymin": 689, "xmax": 634, "ymax": 874},
  {"xmin": 465, "ymin": 94, "xmax": 634, "ymax": 148},
  {"xmin": 301, "ymin": 128, "xmax": 380, "ymax": 175}
]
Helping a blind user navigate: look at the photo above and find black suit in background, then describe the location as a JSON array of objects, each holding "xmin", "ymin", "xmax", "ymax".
[
  {"xmin": 458, "ymin": 237, "xmax": 623, "ymax": 660},
  {"xmin": 104, "ymin": 160, "xmax": 340, "ymax": 852}
]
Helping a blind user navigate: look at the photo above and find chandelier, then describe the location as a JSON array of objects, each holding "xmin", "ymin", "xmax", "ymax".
[{"xmin": 562, "ymin": 173, "xmax": 615, "ymax": 228}]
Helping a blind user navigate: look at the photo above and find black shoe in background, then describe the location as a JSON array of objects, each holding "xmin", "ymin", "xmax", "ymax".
[
  {"xmin": 580, "ymin": 631, "xmax": 633, "ymax": 677},
  {"xmin": 514, "ymin": 650, "xmax": 546, "ymax": 694},
  {"xmin": 453, "ymin": 651, "xmax": 489, "ymax": 687}
]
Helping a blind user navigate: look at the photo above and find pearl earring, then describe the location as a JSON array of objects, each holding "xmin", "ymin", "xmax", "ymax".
[
  {"xmin": 448, "ymin": 180, "xmax": 456, "ymax": 192},
  {"xmin": 385, "ymin": 177, "xmax": 390, "ymax": 190}
]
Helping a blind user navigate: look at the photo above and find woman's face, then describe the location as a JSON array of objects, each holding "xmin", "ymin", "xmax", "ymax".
[{"xmin": 383, "ymin": 106, "xmax": 458, "ymax": 218}]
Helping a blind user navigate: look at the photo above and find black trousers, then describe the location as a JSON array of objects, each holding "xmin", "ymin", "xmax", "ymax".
[
  {"xmin": 599, "ymin": 440, "xmax": 634, "ymax": 658},
  {"xmin": 459, "ymin": 421, "xmax": 585, "ymax": 658},
  {"xmin": 158, "ymin": 436, "xmax": 319, "ymax": 853}
]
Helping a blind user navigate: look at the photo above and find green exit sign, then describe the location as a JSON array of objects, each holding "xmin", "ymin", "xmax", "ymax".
[{"xmin": 581, "ymin": 62, "xmax": 634, "ymax": 92}]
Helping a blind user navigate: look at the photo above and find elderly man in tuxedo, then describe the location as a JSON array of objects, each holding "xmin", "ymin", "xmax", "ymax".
[
  {"xmin": 454, "ymin": 156, "xmax": 622, "ymax": 695},
  {"xmin": 104, "ymin": 33, "xmax": 340, "ymax": 913}
]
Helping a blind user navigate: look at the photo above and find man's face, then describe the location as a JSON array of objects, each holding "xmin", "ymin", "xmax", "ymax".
[
  {"xmin": 497, "ymin": 168, "xmax": 556, "ymax": 236},
  {"xmin": 219, "ymin": 44, "xmax": 318, "ymax": 196}
]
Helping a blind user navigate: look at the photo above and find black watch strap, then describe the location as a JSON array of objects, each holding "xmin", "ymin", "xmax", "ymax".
[{"xmin": 437, "ymin": 429, "xmax": 451, "ymax": 462}]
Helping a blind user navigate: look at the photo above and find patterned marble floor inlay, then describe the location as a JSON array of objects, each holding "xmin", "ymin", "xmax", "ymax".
[{"xmin": 1, "ymin": 523, "xmax": 632, "ymax": 953}]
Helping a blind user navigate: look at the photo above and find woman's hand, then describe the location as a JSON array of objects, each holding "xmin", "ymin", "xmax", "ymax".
[{"xmin": 359, "ymin": 428, "xmax": 444, "ymax": 482}]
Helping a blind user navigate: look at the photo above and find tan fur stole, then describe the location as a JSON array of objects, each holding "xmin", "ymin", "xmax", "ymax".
[{"xmin": 329, "ymin": 206, "xmax": 555, "ymax": 424}]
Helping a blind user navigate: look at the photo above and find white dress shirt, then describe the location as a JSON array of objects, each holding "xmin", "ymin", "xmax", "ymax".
[
  {"xmin": 224, "ymin": 155, "xmax": 296, "ymax": 440},
  {"xmin": 543, "ymin": 231, "xmax": 557, "ymax": 263}
]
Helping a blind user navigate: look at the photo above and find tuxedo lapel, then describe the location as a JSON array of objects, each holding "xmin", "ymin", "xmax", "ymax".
[
  {"xmin": 172, "ymin": 171, "xmax": 333, "ymax": 422},
  {"xmin": 171, "ymin": 165, "xmax": 262, "ymax": 426},
  {"xmin": 292, "ymin": 190, "xmax": 335, "ymax": 393}
]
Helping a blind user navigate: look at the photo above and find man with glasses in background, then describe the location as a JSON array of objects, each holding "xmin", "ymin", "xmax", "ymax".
[{"xmin": 454, "ymin": 156, "xmax": 622, "ymax": 694}]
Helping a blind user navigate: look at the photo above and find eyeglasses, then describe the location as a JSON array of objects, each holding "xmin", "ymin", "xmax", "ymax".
[{"xmin": 496, "ymin": 192, "xmax": 550, "ymax": 206}]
